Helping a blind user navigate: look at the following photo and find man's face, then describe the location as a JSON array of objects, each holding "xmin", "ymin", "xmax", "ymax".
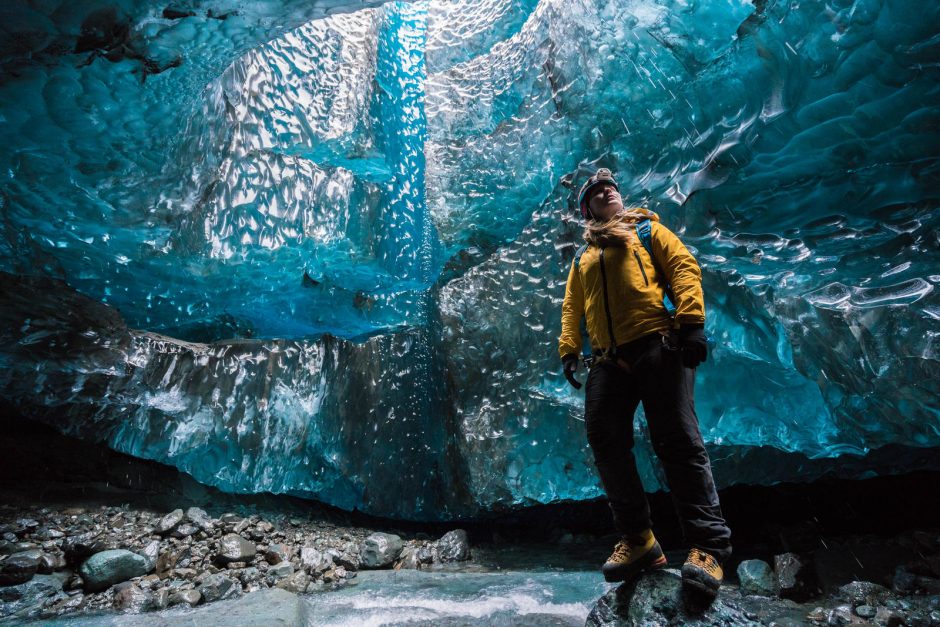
[{"xmin": 587, "ymin": 182, "xmax": 623, "ymax": 221}]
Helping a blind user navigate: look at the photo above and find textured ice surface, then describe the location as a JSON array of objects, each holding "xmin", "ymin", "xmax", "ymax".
[{"xmin": 1, "ymin": 0, "xmax": 939, "ymax": 519}]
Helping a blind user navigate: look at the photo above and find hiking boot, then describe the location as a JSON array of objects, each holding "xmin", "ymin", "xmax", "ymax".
[
  {"xmin": 601, "ymin": 529, "xmax": 667, "ymax": 583},
  {"xmin": 681, "ymin": 547, "xmax": 723, "ymax": 599}
]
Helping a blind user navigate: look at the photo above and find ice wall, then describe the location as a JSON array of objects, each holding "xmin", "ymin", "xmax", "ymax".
[{"xmin": 1, "ymin": 0, "xmax": 938, "ymax": 519}]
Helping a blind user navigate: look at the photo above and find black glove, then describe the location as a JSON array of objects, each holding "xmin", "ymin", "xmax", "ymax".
[
  {"xmin": 678, "ymin": 324, "xmax": 708, "ymax": 369},
  {"xmin": 562, "ymin": 354, "xmax": 582, "ymax": 389}
]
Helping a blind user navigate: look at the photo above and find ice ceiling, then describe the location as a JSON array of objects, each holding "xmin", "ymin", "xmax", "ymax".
[{"xmin": 1, "ymin": 0, "xmax": 938, "ymax": 520}]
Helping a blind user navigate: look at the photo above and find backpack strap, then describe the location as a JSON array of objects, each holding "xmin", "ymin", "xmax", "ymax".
[
  {"xmin": 573, "ymin": 244, "xmax": 588, "ymax": 270},
  {"xmin": 635, "ymin": 219, "xmax": 677, "ymax": 316},
  {"xmin": 573, "ymin": 244, "xmax": 591, "ymax": 356}
]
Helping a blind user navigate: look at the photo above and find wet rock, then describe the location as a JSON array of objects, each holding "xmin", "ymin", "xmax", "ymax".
[
  {"xmin": 266, "ymin": 562, "xmax": 293, "ymax": 582},
  {"xmin": 775, "ymin": 552, "xmax": 818, "ymax": 601},
  {"xmin": 585, "ymin": 568, "xmax": 755, "ymax": 626},
  {"xmin": 326, "ymin": 548, "xmax": 359, "ymax": 571},
  {"xmin": 264, "ymin": 543, "xmax": 291, "ymax": 565},
  {"xmin": 170, "ymin": 522, "xmax": 200, "ymax": 538},
  {"xmin": 397, "ymin": 545, "xmax": 421, "ymax": 569},
  {"xmin": 139, "ymin": 540, "xmax": 161, "ymax": 571},
  {"xmin": 435, "ymin": 529, "xmax": 470, "ymax": 563},
  {"xmin": 185, "ymin": 507, "xmax": 212, "ymax": 531},
  {"xmin": 196, "ymin": 573, "xmax": 239, "ymax": 603},
  {"xmin": 215, "ymin": 534, "xmax": 256, "ymax": 565},
  {"xmin": 360, "ymin": 533, "xmax": 403, "ymax": 569},
  {"xmin": 0, "ymin": 574, "xmax": 62, "ymax": 618},
  {"xmin": 152, "ymin": 587, "xmax": 169, "ymax": 610},
  {"xmin": 37, "ymin": 552, "xmax": 66, "ymax": 574},
  {"xmin": 62, "ymin": 533, "xmax": 111, "ymax": 566},
  {"xmin": 112, "ymin": 582, "xmax": 155, "ymax": 612},
  {"xmin": 156, "ymin": 509, "xmax": 184, "ymax": 535},
  {"xmin": 827, "ymin": 604, "xmax": 854, "ymax": 624},
  {"xmin": 838, "ymin": 581, "xmax": 891, "ymax": 607},
  {"xmin": 275, "ymin": 570, "xmax": 309, "ymax": 594},
  {"xmin": 855, "ymin": 604, "xmax": 876, "ymax": 618},
  {"xmin": 0, "ymin": 549, "xmax": 41, "ymax": 585},
  {"xmin": 169, "ymin": 588, "xmax": 201, "ymax": 607},
  {"xmin": 738, "ymin": 559, "xmax": 776, "ymax": 596},
  {"xmin": 79, "ymin": 549, "xmax": 150, "ymax": 592},
  {"xmin": 300, "ymin": 547, "xmax": 332, "ymax": 574}
]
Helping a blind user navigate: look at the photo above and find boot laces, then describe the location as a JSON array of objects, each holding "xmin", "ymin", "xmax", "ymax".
[
  {"xmin": 609, "ymin": 538, "xmax": 637, "ymax": 563},
  {"xmin": 687, "ymin": 547, "xmax": 721, "ymax": 577}
]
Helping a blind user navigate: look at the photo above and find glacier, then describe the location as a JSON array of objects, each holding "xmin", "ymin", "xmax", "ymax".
[{"xmin": 0, "ymin": 0, "xmax": 938, "ymax": 520}]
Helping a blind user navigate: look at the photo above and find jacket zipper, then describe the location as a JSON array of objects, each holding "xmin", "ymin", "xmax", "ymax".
[
  {"xmin": 598, "ymin": 248, "xmax": 618, "ymax": 351},
  {"xmin": 633, "ymin": 250, "xmax": 650, "ymax": 286}
]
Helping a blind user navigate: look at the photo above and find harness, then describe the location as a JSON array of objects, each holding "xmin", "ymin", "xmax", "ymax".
[{"xmin": 574, "ymin": 218, "xmax": 678, "ymax": 368}]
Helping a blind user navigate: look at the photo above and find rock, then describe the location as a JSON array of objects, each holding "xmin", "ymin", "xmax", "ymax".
[
  {"xmin": 326, "ymin": 548, "xmax": 359, "ymax": 571},
  {"xmin": 360, "ymin": 533, "xmax": 403, "ymax": 569},
  {"xmin": 855, "ymin": 604, "xmax": 876, "ymax": 618},
  {"xmin": 186, "ymin": 507, "xmax": 213, "ymax": 531},
  {"xmin": 435, "ymin": 529, "xmax": 470, "ymax": 563},
  {"xmin": 79, "ymin": 549, "xmax": 151, "ymax": 592},
  {"xmin": 275, "ymin": 570, "xmax": 309, "ymax": 594},
  {"xmin": 171, "ymin": 522, "xmax": 200, "ymax": 538},
  {"xmin": 112, "ymin": 582, "xmax": 155, "ymax": 612},
  {"xmin": 397, "ymin": 545, "xmax": 421, "ymax": 569},
  {"xmin": 264, "ymin": 543, "xmax": 291, "ymax": 565},
  {"xmin": 169, "ymin": 588, "xmax": 201, "ymax": 606},
  {"xmin": 738, "ymin": 559, "xmax": 776, "ymax": 596},
  {"xmin": 196, "ymin": 573, "xmax": 239, "ymax": 603},
  {"xmin": 153, "ymin": 587, "xmax": 170, "ymax": 610},
  {"xmin": 37, "ymin": 552, "xmax": 65, "ymax": 574},
  {"xmin": 62, "ymin": 533, "xmax": 111, "ymax": 566},
  {"xmin": 139, "ymin": 540, "xmax": 161, "ymax": 571},
  {"xmin": 216, "ymin": 534, "xmax": 257, "ymax": 565},
  {"xmin": 584, "ymin": 569, "xmax": 755, "ymax": 626},
  {"xmin": 775, "ymin": 552, "xmax": 818, "ymax": 601},
  {"xmin": 894, "ymin": 565, "xmax": 917, "ymax": 594},
  {"xmin": 0, "ymin": 574, "xmax": 62, "ymax": 617},
  {"xmin": 827, "ymin": 604, "xmax": 854, "ymax": 624},
  {"xmin": 300, "ymin": 547, "xmax": 332, "ymax": 574},
  {"xmin": 157, "ymin": 509, "xmax": 185, "ymax": 535},
  {"xmin": 0, "ymin": 549, "xmax": 41, "ymax": 585},
  {"xmin": 266, "ymin": 562, "xmax": 293, "ymax": 581},
  {"xmin": 256, "ymin": 521, "xmax": 274, "ymax": 534},
  {"xmin": 838, "ymin": 581, "xmax": 891, "ymax": 607}
]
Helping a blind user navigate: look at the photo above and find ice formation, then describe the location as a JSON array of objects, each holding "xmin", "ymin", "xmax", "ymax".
[{"xmin": 1, "ymin": 0, "xmax": 938, "ymax": 519}]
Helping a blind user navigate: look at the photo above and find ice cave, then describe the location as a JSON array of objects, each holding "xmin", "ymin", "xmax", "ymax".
[{"xmin": 1, "ymin": 0, "xmax": 938, "ymax": 526}]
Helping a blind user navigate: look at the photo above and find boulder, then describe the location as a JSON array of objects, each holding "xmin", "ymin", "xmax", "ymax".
[
  {"xmin": 79, "ymin": 549, "xmax": 151, "ymax": 592},
  {"xmin": 0, "ymin": 549, "xmax": 41, "ymax": 585},
  {"xmin": 275, "ymin": 571, "xmax": 309, "ymax": 594},
  {"xmin": 585, "ymin": 569, "xmax": 756, "ymax": 626},
  {"xmin": 216, "ymin": 534, "xmax": 257, "ymax": 565},
  {"xmin": 774, "ymin": 552, "xmax": 818, "ymax": 601},
  {"xmin": 435, "ymin": 529, "xmax": 470, "ymax": 563},
  {"xmin": 737, "ymin": 559, "xmax": 776, "ymax": 596},
  {"xmin": 359, "ymin": 533, "xmax": 403, "ymax": 569},
  {"xmin": 113, "ymin": 582, "xmax": 156, "ymax": 612},
  {"xmin": 196, "ymin": 573, "xmax": 240, "ymax": 603},
  {"xmin": 186, "ymin": 507, "xmax": 213, "ymax": 531},
  {"xmin": 837, "ymin": 580, "xmax": 891, "ymax": 607},
  {"xmin": 157, "ymin": 509, "xmax": 185, "ymax": 535},
  {"xmin": 300, "ymin": 547, "xmax": 332, "ymax": 574}
]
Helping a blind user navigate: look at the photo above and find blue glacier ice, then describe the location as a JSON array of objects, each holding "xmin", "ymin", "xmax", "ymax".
[{"xmin": 0, "ymin": 0, "xmax": 938, "ymax": 520}]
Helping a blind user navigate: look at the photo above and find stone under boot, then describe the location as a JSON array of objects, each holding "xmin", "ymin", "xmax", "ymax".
[
  {"xmin": 601, "ymin": 529, "xmax": 668, "ymax": 583},
  {"xmin": 681, "ymin": 547, "xmax": 724, "ymax": 599}
]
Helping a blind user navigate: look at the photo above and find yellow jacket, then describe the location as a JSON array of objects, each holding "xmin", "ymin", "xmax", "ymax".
[{"xmin": 558, "ymin": 210, "xmax": 706, "ymax": 359}]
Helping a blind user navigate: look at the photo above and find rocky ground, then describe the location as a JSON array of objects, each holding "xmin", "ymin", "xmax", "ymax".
[
  {"xmin": 588, "ymin": 534, "xmax": 940, "ymax": 626},
  {"xmin": 0, "ymin": 503, "xmax": 472, "ymax": 623}
]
